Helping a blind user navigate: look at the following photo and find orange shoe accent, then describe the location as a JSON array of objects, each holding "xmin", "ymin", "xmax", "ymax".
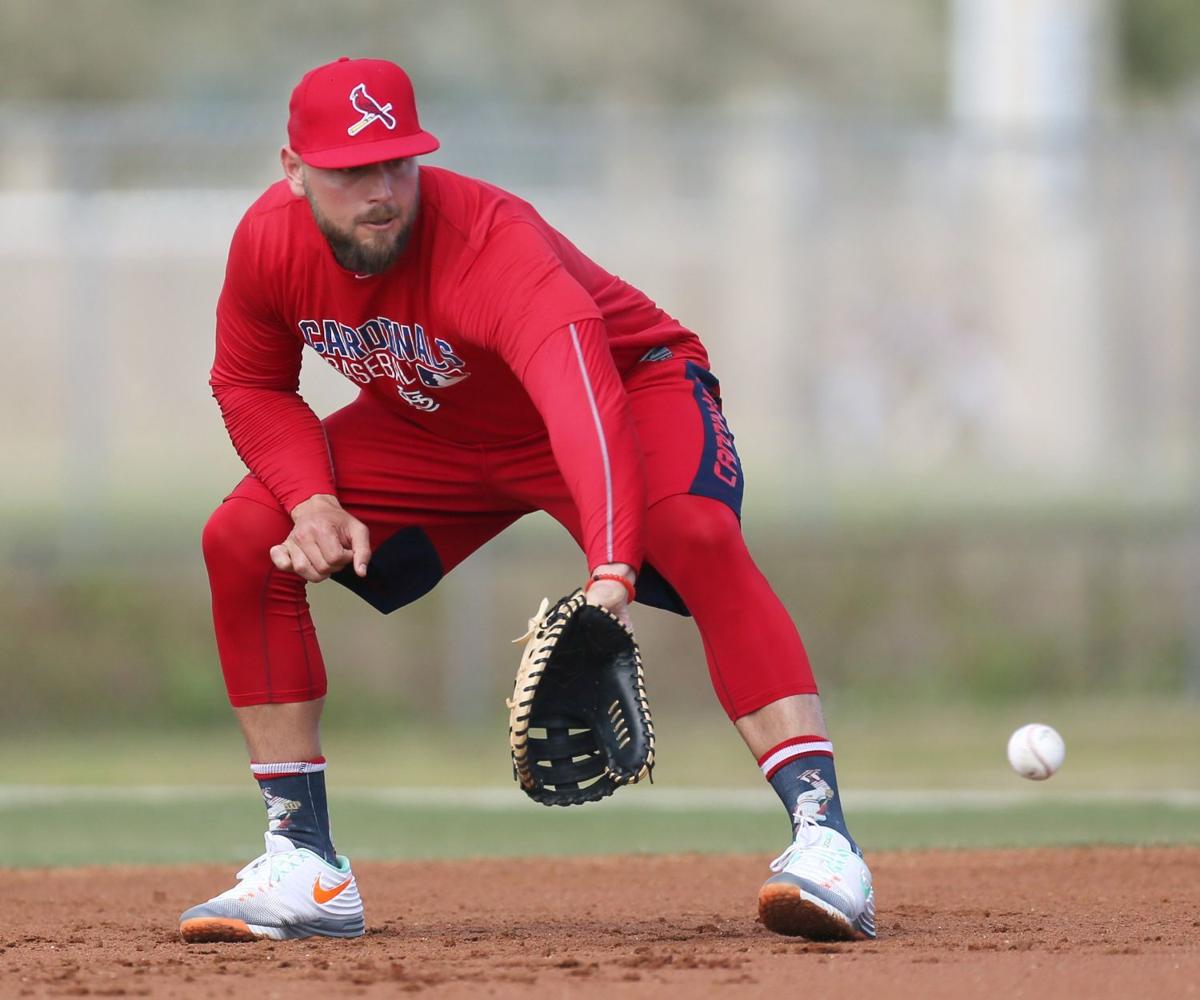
[
  {"xmin": 757, "ymin": 882, "xmax": 865, "ymax": 941},
  {"xmin": 180, "ymin": 917, "xmax": 258, "ymax": 943},
  {"xmin": 312, "ymin": 875, "xmax": 353, "ymax": 905}
]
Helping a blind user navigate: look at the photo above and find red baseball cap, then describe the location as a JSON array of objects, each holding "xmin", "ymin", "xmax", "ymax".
[{"xmin": 287, "ymin": 57, "xmax": 440, "ymax": 168}]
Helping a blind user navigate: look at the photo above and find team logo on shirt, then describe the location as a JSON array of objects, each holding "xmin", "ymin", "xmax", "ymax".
[
  {"xmin": 298, "ymin": 317, "xmax": 468, "ymax": 413},
  {"xmin": 347, "ymin": 84, "xmax": 397, "ymax": 136}
]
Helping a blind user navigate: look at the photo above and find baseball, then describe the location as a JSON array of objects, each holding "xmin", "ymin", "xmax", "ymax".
[{"xmin": 1006, "ymin": 723, "xmax": 1065, "ymax": 780}]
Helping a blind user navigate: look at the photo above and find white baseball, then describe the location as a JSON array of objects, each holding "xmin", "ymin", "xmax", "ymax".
[{"xmin": 1006, "ymin": 723, "xmax": 1065, "ymax": 780}]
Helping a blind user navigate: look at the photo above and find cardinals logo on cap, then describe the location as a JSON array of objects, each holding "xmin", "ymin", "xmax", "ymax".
[{"xmin": 347, "ymin": 83, "xmax": 397, "ymax": 136}]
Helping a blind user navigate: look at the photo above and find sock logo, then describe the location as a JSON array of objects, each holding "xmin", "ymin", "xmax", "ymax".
[
  {"xmin": 793, "ymin": 767, "xmax": 835, "ymax": 824},
  {"xmin": 262, "ymin": 789, "xmax": 303, "ymax": 832}
]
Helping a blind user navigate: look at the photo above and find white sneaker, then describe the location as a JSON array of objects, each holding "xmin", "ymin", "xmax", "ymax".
[
  {"xmin": 758, "ymin": 819, "xmax": 876, "ymax": 940},
  {"xmin": 179, "ymin": 833, "xmax": 364, "ymax": 942}
]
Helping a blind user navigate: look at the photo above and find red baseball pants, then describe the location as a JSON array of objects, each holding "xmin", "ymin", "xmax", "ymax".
[{"xmin": 202, "ymin": 360, "xmax": 817, "ymax": 719}]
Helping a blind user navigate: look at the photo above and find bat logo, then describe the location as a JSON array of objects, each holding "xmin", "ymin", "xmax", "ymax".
[{"xmin": 347, "ymin": 83, "xmax": 397, "ymax": 136}]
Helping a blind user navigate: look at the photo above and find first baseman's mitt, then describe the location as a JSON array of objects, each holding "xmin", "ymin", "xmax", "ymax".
[{"xmin": 507, "ymin": 589, "xmax": 654, "ymax": 806}]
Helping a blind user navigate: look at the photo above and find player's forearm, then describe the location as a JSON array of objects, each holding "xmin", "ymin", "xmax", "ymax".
[
  {"xmin": 211, "ymin": 383, "xmax": 337, "ymax": 511},
  {"xmin": 521, "ymin": 320, "xmax": 646, "ymax": 570}
]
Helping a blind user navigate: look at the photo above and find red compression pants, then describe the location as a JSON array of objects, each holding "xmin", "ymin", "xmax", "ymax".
[{"xmin": 202, "ymin": 360, "xmax": 817, "ymax": 719}]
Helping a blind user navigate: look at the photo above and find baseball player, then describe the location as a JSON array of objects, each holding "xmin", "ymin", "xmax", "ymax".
[{"xmin": 180, "ymin": 57, "xmax": 875, "ymax": 944}]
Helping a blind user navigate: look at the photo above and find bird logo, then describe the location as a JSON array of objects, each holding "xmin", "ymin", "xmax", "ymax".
[{"xmin": 347, "ymin": 84, "xmax": 397, "ymax": 136}]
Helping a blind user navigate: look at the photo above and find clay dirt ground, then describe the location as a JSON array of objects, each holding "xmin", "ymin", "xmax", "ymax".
[{"xmin": 2, "ymin": 846, "xmax": 1197, "ymax": 998}]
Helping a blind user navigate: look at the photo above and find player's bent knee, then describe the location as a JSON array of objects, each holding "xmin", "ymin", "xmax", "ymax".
[
  {"xmin": 202, "ymin": 498, "xmax": 290, "ymax": 574},
  {"xmin": 649, "ymin": 494, "xmax": 745, "ymax": 560}
]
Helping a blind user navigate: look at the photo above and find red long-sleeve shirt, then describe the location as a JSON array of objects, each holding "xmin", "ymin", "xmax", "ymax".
[{"xmin": 211, "ymin": 166, "xmax": 707, "ymax": 570}]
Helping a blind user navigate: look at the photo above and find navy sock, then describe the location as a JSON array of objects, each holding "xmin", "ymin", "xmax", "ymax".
[
  {"xmin": 251, "ymin": 757, "xmax": 337, "ymax": 865},
  {"xmin": 758, "ymin": 736, "xmax": 860, "ymax": 856}
]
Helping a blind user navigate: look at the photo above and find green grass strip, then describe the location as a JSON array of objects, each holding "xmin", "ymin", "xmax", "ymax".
[{"xmin": 3, "ymin": 796, "xmax": 1197, "ymax": 867}]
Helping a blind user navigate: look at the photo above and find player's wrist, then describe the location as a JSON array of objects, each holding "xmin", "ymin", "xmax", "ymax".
[
  {"xmin": 589, "ymin": 562, "xmax": 636, "ymax": 584},
  {"xmin": 289, "ymin": 493, "xmax": 343, "ymax": 522},
  {"xmin": 586, "ymin": 572, "xmax": 636, "ymax": 605}
]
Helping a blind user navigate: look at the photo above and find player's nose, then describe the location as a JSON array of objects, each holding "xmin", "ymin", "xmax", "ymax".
[{"xmin": 363, "ymin": 163, "xmax": 394, "ymax": 201}]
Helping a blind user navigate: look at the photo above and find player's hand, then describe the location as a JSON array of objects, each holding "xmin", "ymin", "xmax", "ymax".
[
  {"xmin": 270, "ymin": 494, "xmax": 372, "ymax": 583},
  {"xmin": 584, "ymin": 563, "xmax": 636, "ymax": 630}
]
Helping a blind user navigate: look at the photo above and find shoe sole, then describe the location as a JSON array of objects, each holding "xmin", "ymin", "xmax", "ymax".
[
  {"xmin": 758, "ymin": 882, "xmax": 869, "ymax": 941},
  {"xmin": 179, "ymin": 918, "xmax": 260, "ymax": 943},
  {"xmin": 179, "ymin": 916, "xmax": 365, "ymax": 943}
]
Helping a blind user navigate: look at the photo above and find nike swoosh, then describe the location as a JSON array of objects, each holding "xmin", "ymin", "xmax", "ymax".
[{"xmin": 312, "ymin": 875, "xmax": 353, "ymax": 904}]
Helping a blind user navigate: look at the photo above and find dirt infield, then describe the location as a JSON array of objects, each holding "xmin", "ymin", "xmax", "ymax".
[{"xmin": 2, "ymin": 847, "xmax": 1197, "ymax": 998}]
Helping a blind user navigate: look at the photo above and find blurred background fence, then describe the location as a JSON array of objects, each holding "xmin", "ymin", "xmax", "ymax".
[{"xmin": 2, "ymin": 0, "xmax": 1200, "ymax": 732}]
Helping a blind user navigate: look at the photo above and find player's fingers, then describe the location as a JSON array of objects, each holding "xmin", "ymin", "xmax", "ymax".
[
  {"xmin": 295, "ymin": 537, "xmax": 333, "ymax": 578},
  {"xmin": 285, "ymin": 540, "xmax": 326, "ymax": 583},
  {"xmin": 290, "ymin": 522, "xmax": 335, "ymax": 573},
  {"xmin": 311, "ymin": 524, "xmax": 350, "ymax": 570},
  {"xmin": 346, "ymin": 521, "xmax": 372, "ymax": 577},
  {"xmin": 269, "ymin": 544, "xmax": 293, "ymax": 572}
]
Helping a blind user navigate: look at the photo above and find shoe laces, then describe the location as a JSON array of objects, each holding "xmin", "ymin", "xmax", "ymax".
[
  {"xmin": 233, "ymin": 835, "xmax": 304, "ymax": 890},
  {"xmin": 769, "ymin": 812, "xmax": 823, "ymax": 872}
]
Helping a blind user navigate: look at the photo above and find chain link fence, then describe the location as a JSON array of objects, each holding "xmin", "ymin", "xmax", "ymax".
[{"xmin": 2, "ymin": 102, "xmax": 1197, "ymax": 712}]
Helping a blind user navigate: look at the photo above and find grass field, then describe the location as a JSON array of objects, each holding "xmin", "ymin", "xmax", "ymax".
[
  {"xmin": 3, "ymin": 790, "xmax": 1197, "ymax": 867},
  {"xmin": 2, "ymin": 695, "xmax": 1196, "ymax": 866}
]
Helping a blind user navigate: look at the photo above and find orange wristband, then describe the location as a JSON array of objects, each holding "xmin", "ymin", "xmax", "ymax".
[{"xmin": 585, "ymin": 573, "xmax": 636, "ymax": 604}]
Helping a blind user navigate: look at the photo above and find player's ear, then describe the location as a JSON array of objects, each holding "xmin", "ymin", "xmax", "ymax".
[{"xmin": 281, "ymin": 147, "xmax": 306, "ymax": 197}]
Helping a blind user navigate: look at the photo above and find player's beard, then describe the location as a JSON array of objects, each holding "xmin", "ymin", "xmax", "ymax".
[{"xmin": 304, "ymin": 181, "xmax": 418, "ymax": 276}]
